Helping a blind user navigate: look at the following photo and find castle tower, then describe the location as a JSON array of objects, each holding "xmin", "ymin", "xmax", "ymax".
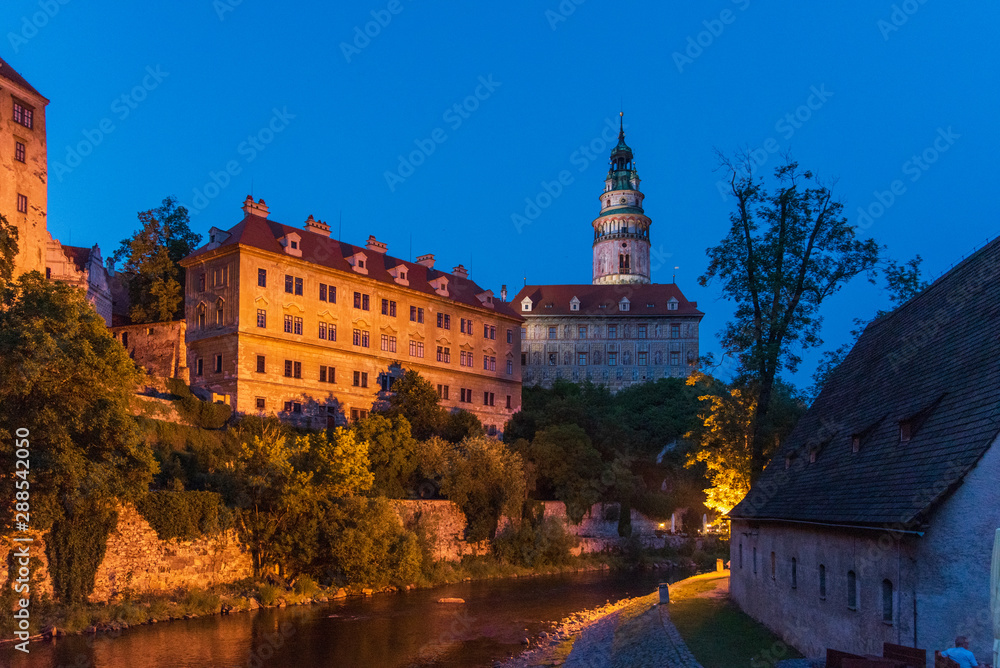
[
  {"xmin": 591, "ymin": 113, "xmax": 651, "ymax": 285},
  {"xmin": 0, "ymin": 57, "xmax": 49, "ymax": 277}
]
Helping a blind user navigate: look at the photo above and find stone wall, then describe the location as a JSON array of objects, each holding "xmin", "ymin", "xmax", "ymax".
[
  {"xmin": 89, "ymin": 504, "xmax": 250, "ymax": 603},
  {"xmin": 110, "ymin": 320, "xmax": 187, "ymax": 378},
  {"xmin": 392, "ymin": 500, "xmax": 491, "ymax": 561}
]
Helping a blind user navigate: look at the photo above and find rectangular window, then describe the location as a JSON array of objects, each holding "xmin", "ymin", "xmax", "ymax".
[
  {"xmin": 256, "ymin": 397, "xmax": 265, "ymax": 410},
  {"xmin": 507, "ymin": 328, "xmax": 513, "ymax": 344},
  {"xmin": 15, "ymin": 141, "xmax": 25, "ymax": 163},
  {"xmin": 608, "ymin": 325, "xmax": 618, "ymax": 339},
  {"xmin": 294, "ymin": 277, "xmax": 303, "ymax": 296},
  {"xmin": 578, "ymin": 352, "xmax": 588, "ymax": 366},
  {"xmin": 284, "ymin": 315, "xmax": 293, "ymax": 333},
  {"xmin": 671, "ymin": 351, "xmax": 680, "ymax": 365},
  {"xmin": 294, "ymin": 361, "xmax": 302, "ymax": 379},
  {"xmin": 258, "ymin": 268, "xmax": 267, "ymax": 287},
  {"xmin": 608, "ymin": 352, "xmax": 618, "ymax": 366},
  {"xmin": 847, "ymin": 571, "xmax": 858, "ymax": 610},
  {"xmin": 382, "ymin": 299, "xmax": 397, "ymax": 316},
  {"xmin": 638, "ymin": 324, "xmax": 647, "ymax": 339},
  {"xmin": 521, "ymin": 327, "xmax": 527, "ymax": 339},
  {"xmin": 198, "ymin": 273, "xmax": 206, "ymax": 291},
  {"xmin": 578, "ymin": 326, "xmax": 588, "ymax": 339},
  {"xmin": 353, "ymin": 329, "xmax": 370, "ymax": 347},
  {"xmin": 284, "ymin": 275, "xmax": 293, "ymax": 293},
  {"xmin": 319, "ymin": 322, "xmax": 327, "ymax": 340},
  {"xmin": 671, "ymin": 324, "xmax": 681, "ymax": 339},
  {"xmin": 882, "ymin": 579, "xmax": 893, "ymax": 623},
  {"xmin": 548, "ymin": 352, "xmax": 557, "ymax": 366},
  {"xmin": 352, "ymin": 371, "xmax": 369, "ymax": 388},
  {"xmin": 256, "ymin": 309, "xmax": 266, "ymax": 328},
  {"xmin": 521, "ymin": 352, "xmax": 527, "ymax": 366},
  {"xmin": 506, "ymin": 359, "xmax": 513, "ymax": 374},
  {"xmin": 437, "ymin": 313, "xmax": 451, "ymax": 329},
  {"xmin": 460, "ymin": 388, "xmax": 468, "ymax": 403},
  {"xmin": 294, "ymin": 317, "xmax": 303, "ymax": 335},
  {"xmin": 548, "ymin": 326, "xmax": 557, "ymax": 339},
  {"xmin": 488, "ymin": 356, "xmax": 496, "ymax": 371},
  {"xmin": 320, "ymin": 284, "xmax": 327, "ymax": 301},
  {"xmin": 353, "ymin": 292, "xmax": 370, "ymax": 310},
  {"xmin": 409, "ymin": 340, "xmax": 424, "ymax": 358},
  {"xmin": 13, "ymin": 101, "xmax": 33, "ymax": 129},
  {"xmin": 410, "ymin": 306, "xmax": 424, "ymax": 323},
  {"xmin": 437, "ymin": 384, "xmax": 449, "ymax": 400},
  {"xmin": 637, "ymin": 351, "xmax": 648, "ymax": 366},
  {"xmin": 460, "ymin": 351, "xmax": 471, "ymax": 367},
  {"xmin": 506, "ymin": 395, "xmax": 512, "ymax": 409},
  {"xmin": 489, "ymin": 325, "xmax": 496, "ymax": 340},
  {"xmin": 482, "ymin": 392, "xmax": 495, "ymax": 407},
  {"xmin": 284, "ymin": 360, "xmax": 293, "ymax": 377},
  {"xmin": 214, "ymin": 354, "xmax": 223, "ymax": 373},
  {"xmin": 381, "ymin": 334, "xmax": 397, "ymax": 352},
  {"xmin": 819, "ymin": 565, "xmax": 827, "ymax": 599},
  {"xmin": 256, "ymin": 355, "xmax": 265, "ymax": 373},
  {"xmin": 436, "ymin": 346, "xmax": 450, "ymax": 363},
  {"xmin": 318, "ymin": 284, "xmax": 336, "ymax": 303},
  {"xmin": 320, "ymin": 365, "xmax": 336, "ymax": 383},
  {"xmin": 16, "ymin": 194, "xmax": 27, "ymax": 213},
  {"xmin": 196, "ymin": 358, "xmax": 203, "ymax": 376}
]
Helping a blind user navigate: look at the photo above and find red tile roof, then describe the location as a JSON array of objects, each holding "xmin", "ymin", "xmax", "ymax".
[
  {"xmin": 182, "ymin": 214, "xmax": 523, "ymax": 320},
  {"xmin": 0, "ymin": 57, "xmax": 47, "ymax": 102},
  {"xmin": 60, "ymin": 245, "xmax": 93, "ymax": 273},
  {"xmin": 512, "ymin": 283, "xmax": 703, "ymax": 317}
]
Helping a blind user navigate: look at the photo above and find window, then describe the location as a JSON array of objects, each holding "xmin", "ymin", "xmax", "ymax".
[
  {"xmin": 671, "ymin": 324, "xmax": 681, "ymax": 339},
  {"xmin": 484, "ymin": 355, "xmax": 496, "ymax": 371},
  {"xmin": 607, "ymin": 325, "xmax": 618, "ymax": 339},
  {"xmin": 671, "ymin": 351, "xmax": 680, "ymax": 366},
  {"xmin": 819, "ymin": 565, "xmax": 827, "ymax": 599},
  {"xmin": 791, "ymin": 558, "xmax": 797, "ymax": 589},
  {"xmin": 410, "ymin": 306, "xmax": 424, "ymax": 323},
  {"xmin": 619, "ymin": 299, "xmax": 630, "ymax": 311},
  {"xmin": 437, "ymin": 313, "xmax": 451, "ymax": 329},
  {"xmin": 506, "ymin": 395, "xmax": 512, "ymax": 409},
  {"xmin": 548, "ymin": 352, "xmax": 557, "ymax": 366},
  {"xmin": 437, "ymin": 384, "xmax": 449, "ymax": 400},
  {"xmin": 15, "ymin": 141, "xmax": 25, "ymax": 163},
  {"xmin": 483, "ymin": 392, "xmax": 495, "ymax": 406},
  {"xmin": 637, "ymin": 351, "xmax": 648, "ymax": 366},
  {"xmin": 353, "ymin": 329, "xmax": 370, "ymax": 348},
  {"xmin": 548, "ymin": 326, "xmax": 557, "ymax": 340},
  {"xmin": 198, "ymin": 306, "xmax": 206, "ymax": 329},
  {"xmin": 460, "ymin": 318, "xmax": 472, "ymax": 334},
  {"xmin": 214, "ymin": 354, "xmax": 223, "ymax": 373},
  {"xmin": 196, "ymin": 358, "xmax": 203, "ymax": 376},
  {"xmin": 521, "ymin": 353, "xmax": 527, "ymax": 366},
  {"xmin": 484, "ymin": 324, "xmax": 495, "ymax": 339},
  {"xmin": 381, "ymin": 334, "xmax": 397, "ymax": 353},
  {"xmin": 578, "ymin": 352, "xmax": 588, "ymax": 366},
  {"xmin": 292, "ymin": 316, "xmax": 302, "ymax": 335},
  {"xmin": 521, "ymin": 327, "xmax": 527, "ymax": 339},
  {"xmin": 320, "ymin": 365, "xmax": 336, "ymax": 383},
  {"xmin": 578, "ymin": 326, "xmax": 588, "ymax": 339},
  {"xmin": 667, "ymin": 300, "xmax": 678, "ymax": 311},
  {"xmin": 460, "ymin": 388, "xmax": 471, "ymax": 403},
  {"xmin": 255, "ymin": 309, "xmax": 266, "ymax": 328},
  {"xmin": 436, "ymin": 346, "xmax": 451, "ymax": 363},
  {"xmin": 283, "ymin": 360, "xmax": 294, "ymax": 378},
  {"xmin": 771, "ymin": 552, "xmax": 776, "ymax": 579},
  {"xmin": 350, "ymin": 408, "xmax": 369, "ymax": 422},
  {"xmin": 16, "ymin": 194, "xmax": 27, "ymax": 213},
  {"xmin": 409, "ymin": 340, "xmax": 424, "ymax": 358},
  {"xmin": 608, "ymin": 352, "xmax": 618, "ymax": 366},
  {"xmin": 258, "ymin": 268, "xmax": 267, "ymax": 287},
  {"xmin": 352, "ymin": 371, "xmax": 369, "ymax": 388},
  {"xmin": 122, "ymin": 332, "xmax": 129, "ymax": 347},
  {"xmin": 13, "ymin": 101, "xmax": 33, "ymax": 129},
  {"xmin": 487, "ymin": 424, "xmax": 498, "ymax": 436},
  {"xmin": 637, "ymin": 324, "xmax": 647, "ymax": 339},
  {"xmin": 320, "ymin": 284, "xmax": 336, "ymax": 303},
  {"xmin": 882, "ymin": 580, "xmax": 893, "ymax": 623},
  {"xmin": 852, "ymin": 435, "xmax": 861, "ymax": 453},
  {"xmin": 507, "ymin": 329, "xmax": 513, "ymax": 344},
  {"xmin": 899, "ymin": 421, "xmax": 912, "ymax": 443},
  {"xmin": 283, "ymin": 315, "xmax": 292, "ymax": 333},
  {"xmin": 283, "ymin": 401, "xmax": 302, "ymax": 414},
  {"xmin": 353, "ymin": 292, "xmax": 370, "ymax": 310},
  {"xmin": 284, "ymin": 275, "xmax": 294, "ymax": 293},
  {"xmin": 256, "ymin": 355, "xmax": 265, "ymax": 373},
  {"xmin": 460, "ymin": 350, "xmax": 472, "ymax": 367},
  {"xmin": 215, "ymin": 300, "xmax": 225, "ymax": 325},
  {"xmin": 198, "ymin": 274, "xmax": 206, "ymax": 291},
  {"xmin": 381, "ymin": 299, "xmax": 397, "ymax": 317},
  {"xmin": 319, "ymin": 322, "xmax": 327, "ymax": 340},
  {"xmin": 255, "ymin": 397, "xmax": 265, "ymax": 410},
  {"xmin": 506, "ymin": 360, "xmax": 513, "ymax": 374},
  {"xmin": 294, "ymin": 277, "xmax": 303, "ymax": 296},
  {"xmin": 847, "ymin": 571, "xmax": 858, "ymax": 610}
]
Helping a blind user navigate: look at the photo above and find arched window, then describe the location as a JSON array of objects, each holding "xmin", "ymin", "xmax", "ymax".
[
  {"xmin": 197, "ymin": 304, "xmax": 206, "ymax": 329},
  {"xmin": 847, "ymin": 570, "xmax": 858, "ymax": 610},
  {"xmin": 791, "ymin": 558, "xmax": 797, "ymax": 589},
  {"xmin": 819, "ymin": 564, "xmax": 827, "ymax": 599},
  {"xmin": 882, "ymin": 579, "xmax": 893, "ymax": 623},
  {"xmin": 216, "ymin": 299, "xmax": 224, "ymax": 326}
]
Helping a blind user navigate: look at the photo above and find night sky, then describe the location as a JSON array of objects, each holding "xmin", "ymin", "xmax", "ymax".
[{"xmin": 5, "ymin": 0, "xmax": 998, "ymax": 390}]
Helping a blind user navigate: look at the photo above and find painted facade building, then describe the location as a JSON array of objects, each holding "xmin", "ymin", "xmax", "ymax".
[
  {"xmin": 179, "ymin": 197, "xmax": 523, "ymax": 433},
  {"xmin": 729, "ymin": 237, "xmax": 1000, "ymax": 664},
  {"xmin": 45, "ymin": 240, "xmax": 113, "ymax": 326},
  {"xmin": 515, "ymin": 115, "xmax": 703, "ymax": 391}
]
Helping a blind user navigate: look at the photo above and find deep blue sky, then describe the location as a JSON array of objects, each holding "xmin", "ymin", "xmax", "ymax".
[{"xmin": 5, "ymin": 0, "xmax": 998, "ymax": 390}]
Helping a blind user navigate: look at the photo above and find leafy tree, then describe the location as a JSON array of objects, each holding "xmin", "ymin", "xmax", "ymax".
[
  {"xmin": 440, "ymin": 409, "xmax": 484, "ymax": 444},
  {"xmin": 701, "ymin": 155, "xmax": 881, "ymax": 478},
  {"xmin": 440, "ymin": 435, "xmax": 525, "ymax": 542},
  {"xmin": 0, "ymin": 212, "xmax": 17, "ymax": 291},
  {"xmin": 352, "ymin": 413, "xmax": 419, "ymax": 497},
  {"xmin": 112, "ymin": 196, "xmax": 200, "ymax": 323},
  {"xmin": 380, "ymin": 369, "xmax": 444, "ymax": 440},
  {"xmin": 526, "ymin": 424, "xmax": 603, "ymax": 523},
  {"xmin": 809, "ymin": 256, "xmax": 929, "ymax": 399}
]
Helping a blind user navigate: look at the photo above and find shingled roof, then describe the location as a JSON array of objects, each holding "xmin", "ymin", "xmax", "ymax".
[
  {"xmin": 182, "ymin": 213, "xmax": 522, "ymax": 321},
  {"xmin": 513, "ymin": 284, "xmax": 703, "ymax": 317},
  {"xmin": 730, "ymin": 236, "xmax": 1000, "ymax": 530}
]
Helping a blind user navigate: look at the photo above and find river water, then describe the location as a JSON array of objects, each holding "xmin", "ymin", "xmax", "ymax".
[{"xmin": 4, "ymin": 569, "xmax": 681, "ymax": 668}]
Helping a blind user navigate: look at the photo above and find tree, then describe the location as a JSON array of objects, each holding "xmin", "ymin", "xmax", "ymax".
[
  {"xmin": 701, "ymin": 155, "xmax": 881, "ymax": 478},
  {"xmin": 440, "ymin": 435, "xmax": 525, "ymax": 542},
  {"xmin": 351, "ymin": 413, "xmax": 419, "ymax": 497},
  {"xmin": 380, "ymin": 369, "xmax": 444, "ymax": 440},
  {"xmin": 440, "ymin": 409, "xmax": 484, "ymax": 444},
  {"xmin": 526, "ymin": 424, "xmax": 604, "ymax": 523},
  {"xmin": 112, "ymin": 196, "xmax": 200, "ymax": 323},
  {"xmin": 0, "ymin": 212, "xmax": 17, "ymax": 292}
]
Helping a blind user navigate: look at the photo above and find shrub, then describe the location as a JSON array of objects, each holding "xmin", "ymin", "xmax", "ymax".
[
  {"xmin": 46, "ymin": 504, "xmax": 119, "ymax": 604},
  {"xmin": 492, "ymin": 516, "xmax": 576, "ymax": 568},
  {"xmin": 257, "ymin": 583, "xmax": 282, "ymax": 606},
  {"xmin": 293, "ymin": 575, "xmax": 320, "ymax": 597},
  {"xmin": 136, "ymin": 490, "xmax": 226, "ymax": 541},
  {"xmin": 177, "ymin": 393, "xmax": 232, "ymax": 429}
]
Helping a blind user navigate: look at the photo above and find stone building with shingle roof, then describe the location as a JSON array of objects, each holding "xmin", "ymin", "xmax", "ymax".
[{"xmin": 729, "ymin": 237, "xmax": 1000, "ymax": 664}]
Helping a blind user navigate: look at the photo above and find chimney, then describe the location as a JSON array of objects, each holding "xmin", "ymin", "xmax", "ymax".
[
  {"xmin": 304, "ymin": 215, "xmax": 331, "ymax": 237},
  {"xmin": 241, "ymin": 196, "xmax": 269, "ymax": 218},
  {"xmin": 501, "ymin": 284, "xmax": 507, "ymax": 302},
  {"xmin": 365, "ymin": 235, "xmax": 388, "ymax": 254},
  {"xmin": 452, "ymin": 264, "xmax": 468, "ymax": 279},
  {"xmin": 416, "ymin": 253, "xmax": 435, "ymax": 268}
]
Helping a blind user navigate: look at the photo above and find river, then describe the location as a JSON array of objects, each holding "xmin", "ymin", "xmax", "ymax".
[{"xmin": 3, "ymin": 569, "xmax": 684, "ymax": 667}]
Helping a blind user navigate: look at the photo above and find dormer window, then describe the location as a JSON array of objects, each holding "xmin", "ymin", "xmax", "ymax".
[
  {"xmin": 347, "ymin": 251, "xmax": 369, "ymax": 275},
  {"xmin": 388, "ymin": 264, "xmax": 409, "ymax": 286},
  {"xmin": 279, "ymin": 232, "xmax": 302, "ymax": 258},
  {"xmin": 570, "ymin": 296, "xmax": 581, "ymax": 311},
  {"xmin": 429, "ymin": 276, "xmax": 449, "ymax": 296},
  {"xmin": 852, "ymin": 435, "xmax": 861, "ymax": 453},
  {"xmin": 619, "ymin": 298, "xmax": 630, "ymax": 312},
  {"xmin": 667, "ymin": 298, "xmax": 679, "ymax": 311},
  {"xmin": 521, "ymin": 298, "xmax": 532, "ymax": 312},
  {"xmin": 290, "ymin": 240, "xmax": 298, "ymax": 250}
]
